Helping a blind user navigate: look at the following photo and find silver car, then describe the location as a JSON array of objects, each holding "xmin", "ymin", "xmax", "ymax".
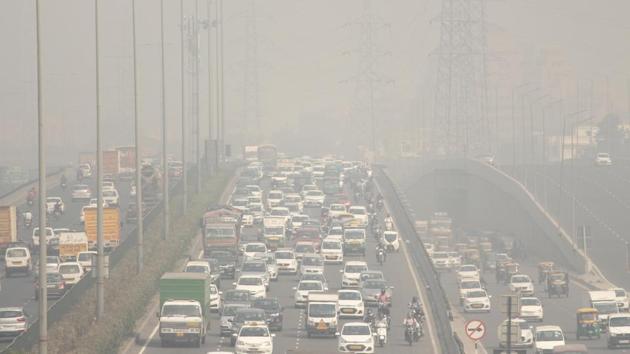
[
  {"xmin": 359, "ymin": 279, "xmax": 393, "ymax": 306},
  {"xmin": 0, "ymin": 307, "xmax": 28, "ymax": 340}
]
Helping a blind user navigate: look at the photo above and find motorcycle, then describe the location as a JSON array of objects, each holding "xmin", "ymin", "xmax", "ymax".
[
  {"xmin": 385, "ymin": 218, "xmax": 394, "ymax": 231},
  {"xmin": 375, "ymin": 320, "xmax": 388, "ymax": 347},
  {"xmin": 23, "ymin": 212, "xmax": 32, "ymax": 228},
  {"xmin": 376, "ymin": 198, "xmax": 384, "ymax": 211},
  {"xmin": 377, "ymin": 248, "xmax": 386, "ymax": 265},
  {"xmin": 61, "ymin": 181, "xmax": 67, "ymax": 190},
  {"xmin": 404, "ymin": 324, "xmax": 415, "ymax": 346}
]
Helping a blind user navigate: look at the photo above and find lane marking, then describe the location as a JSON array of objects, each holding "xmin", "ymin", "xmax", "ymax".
[{"xmin": 138, "ymin": 324, "xmax": 159, "ymax": 354}]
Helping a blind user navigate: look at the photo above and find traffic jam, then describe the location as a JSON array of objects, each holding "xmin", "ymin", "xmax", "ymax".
[{"xmin": 152, "ymin": 145, "xmax": 426, "ymax": 354}]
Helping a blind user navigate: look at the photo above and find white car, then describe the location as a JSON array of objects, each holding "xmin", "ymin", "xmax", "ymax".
[
  {"xmin": 612, "ymin": 288, "xmax": 630, "ymax": 312},
  {"xmin": 234, "ymin": 275, "xmax": 266, "ymax": 299},
  {"xmin": 266, "ymin": 190, "xmax": 284, "ymax": 209},
  {"xmin": 607, "ymin": 313, "xmax": 630, "ymax": 349},
  {"xmin": 234, "ymin": 323, "xmax": 274, "ymax": 354},
  {"xmin": 447, "ymin": 251, "xmax": 461, "ymax": 269},
  {"xmin": 431, "ymin": 251, "xmax": 450, "ymax": 270},
  {"xmin": 46, "ymin": 197, "xmax": 65, "ymax": 214},
  {"xmin": 328, "ymin": 203, "xmax": 347, "ymax": 218},
  {"xmin": 303, "ymin": 190, "xmax": 325, "ymax": 207},
  {"xmin": 284, "ymin": 193, "xmax": 303, "ymax": 213},
  {"xmin": 457, "ymin": 264, "xmax": 480, "ymax": 282},
  {"xmin": 423, "ymin": 243, "xmax": 435, "ymax": 257},
  {"xmin": 245, "ymin": 185, "xmax": 262, "ymax": 197},
  {"xmin": 102, "ymin": 181, "xmax": 115, "ymax": 190},
  {"xmin": 381, "ymin": 231, "xmax": 400, "ymax": 252},
  {"xmin": 71, "ymin": 184, "xmax": 91, "ymax": 201},
  {"xmin": 4, "ymin": 247, "xmax": 32, "ymax": 277},
  {"xmin": 341, "ymin": 261, "xmax": 369, "ymax": 288},
  {"xmin": 77, "ymin": 251, "xmax": 97, "ymax": 272},
  {"xmin": 32, "ymin": 227, "xmax": 55, "ymax": 247},
  {"xmin": 320, "ymin": 237, "xmax": 344, "ymax": 263},
  {"xmin": 337, "ymin": 322, "xmax": 375, "ymax": 354},
  {"xmin": 463, "ymin": 289, "xmax": 491, "ymax": 313},
  {"xmin": 299, "ymin": 254, "xmax": 325, "ymax": 276},
  {"xmin": 102, "ymin": 189, "xmax": 119, "ymax": 206},
  {"xmin": 458, "ymin": 279, "xmax": 483, "ymax": 305},
  {"xmin": 520, "ymin": 297, "xmax": 544, "ymax": 322},
  {"xmin": 348, "ymin": 206, "xmax": 369, "ymax": 227},
  {"xmin": 534, "ymin": 325, "xmax": 565, "ymax": 354},
  {"xmin": 243, "ymin": 243, "xmax": 268, "ymax": 259},
  {"xmin": 274, "ymin": 249, "xmax": 298, "ymax": 274},
  {"xmin": 337, "ymin": 290, "xmax": 365, "ymax": 319},
  {"xmin": 301, "ymin": 184, "xmax": 319, "ymax": 197},
  {"xmin": 509, "ymin": 274, "xmax": 535, "ymax": 296},
  {"xmin": 595, "ymin": 152, "xmax": 612, "ymax": 166},
  {"xmin": 209, "ymin": 284, "xmax": 221, "ymax": 312},
  {"xmin": 58, "ymin": 262, "xmax": 85, "ymax": 286},
  {"xmin": 293, "ymin": 280, "xmax": 324, "ymax": 307},
  {"xmin": 498, "ymin": 318, "xmax": 533, "ymax": 348},
  {"xmin": 269, "ymin": 207, "xmax": 291, "ymax": 225},
  {"xmin": 291, "ymin": 214, "xmax": 309, "ymax": 230}
]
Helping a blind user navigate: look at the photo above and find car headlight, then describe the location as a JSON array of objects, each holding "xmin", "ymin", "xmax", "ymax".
[{"xmin": 261, "ymin": 341, "xmax": 272, "ymax": 347}]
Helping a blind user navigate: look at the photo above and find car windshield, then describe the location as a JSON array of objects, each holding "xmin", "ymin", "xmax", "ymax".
[
  {"xmin": 271, "ymin": 209, "xmax": 289, "ymax": 216},
  {"xmin": 467, "ymin": 291, "xmax": 486, "ymax": 298},
  {"xmin": 185, "ymin": 265, "xmax": 208, "ymax": 273},
  {"xmin": 206, "ymin": 228, "xmax": 235, "ymax": 238},
  {"xmin": 346, "ymin": 265, "xmax": 368, "ymax": 273},
  {"xmin": 342, "ymin": 325, "xmax": 370, "ymax": 336},
  {"xmin": 0, "ymin": 310, "xmax": 23, "ymax": 319},
  {"xmin": 384, "ymin": 233, "xmax": 397, "ymax": 242},
  {"xmin": 233, "ymin": 199, "xmax": 248, "ymax": 207},
  {"xmin": 293, "ymin": 216, "xmax": 309, "ymax": 223},
  {"xmin": 225, "ymin": 291, "xmax": 250, "ymax": 302},
  {"xmin": 162, "ymin": 304, "xmax": 200, "ymax": 317},
  {"xmin": 349, "ymin": 208, "xmax": 365, "ymax": 215},
  {"xmin": 242, "ymin": 263, "xmax": 266, "ymax": 272},
  {"xmin": 77, "ymin": 253, "xmax": 93, "ymax": 262},
  {"xmin": 298, "ymin": 282, "xmax": 323, "ymax": 291},
  {"xmin": 512, "ymin": 276, "xmax": 529, "ymax": 283},
  {"xmin": 309, "ymin": 304, "xmax": 336, "ymax": 318},
  {"xmin": 264, "ymin": 227, "xmax": 284, "ymax": 235},
  {"xmin": 610, "ymin": 316, "xmax": 630, "ymax": 327},
  {"xmin": 239, "ymin": 327, "xmax": 269, "ymax": 337},
  {"xmin": 345, "ymin": 230, "xmax": 365, "ymax": 239},
  {"xmin": 615, "ymin": 290, "xmax": 626, "ymax": 297},
  {"xmin": 302, "ymin": 257, "xmax": 323, "ymax": 266},
  {"xmin": 460, "ymin": 265, "xmax": 476, "ymax": 272},
  {"xmin": 331, "ymin": 205, "xmax": 345, "ymax": 211},
  {"xmin": 235, "ymin": 311, "xmax": 266, "ymax": 322},
  {"xmin": 275, "ymin": 251, "xmax": 294, "ymax": 259},
  {"xmin": 103, "ymin": 190, "xmax": 116, "ymax": 197},
  {"xmin": 594, "ymin": 302, "xmax": 619, "ymax": 314},
  {"xmin": 253, "ymin": 299, "xmax": 280, "ymax": 312},
  {"xmin": 295, "ymin": 244, "xmax": 315, "ymax": 253},
  {"xmin": 536, "ymin": 330, "xmax": 563, "ymax": 341},
  {"xmin": 460, "ymin": 281, "xmax": 481, "ymax": 289},
  {"xmin": 306, "ymin": 191, "xmax": 323, "ymax": 197},
  {"xmin": 208, "ymin": 251, "xmax": 234, "ymax": 260},
  {"xmin": 58, "ymin": 264, "xmax": 80, "ymax": 274},
  {"xmin": 301, "ymin": 274, "xmax": 325, "ymax": 282},
  {"xmin": 7, "ymin": 249, "xmax": 27, "ymax": 257},
  {"xmin": 361, "ymin": 273, "xmax": 383, "ymax": 281},
  {"xmin": 521, "ymin": 298, "xmax": 540, "ymax": 306},
  {"xmin": 222, "ymin": 305, "xmax": 246, "ymax": 316},
  {"xmin": 46, "ymin": 273, "xmax": 62, "ymax": 282},
  {"xmin": 339, "ymin": 292, "xmax": 361, "ymax": 300},
  {"xmin": 73, "ymin": 185, "xmax": 88, "ymax": 191},
  {"xmin": 245, "ymin": 244, "xmax": 266, "ymax": 252},
  {"xmin": 248, "ymin": 204, "xmax": 262, "ymax": 212},
  {"xmin": 239, "ymin": 277, "xmax": 262, "ymax": 286},
  {"xmin": 364, "ymin": 280, "xmax": 386, "ymax": 289},
  {"xmin": 433, "ymin": 252, "xmax": 448, "ymax": 259},
  {"xmin": 322, "ymin": 241, "xmax": 341, "ymax": 249}
]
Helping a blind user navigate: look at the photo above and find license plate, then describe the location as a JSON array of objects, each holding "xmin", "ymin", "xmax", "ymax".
[
  {"xmin": 341, "ymin": 308, "xmax": 355, "ymax": 313},
  {"xmin": 472, "ymin": 304, "xmax": 482, "ymax": 308},
  {"xmin": 176, "ymin": 333, "xmax": 184, "ymax": 337},
  {"xmin": 348, "ymin": 345, "xmax": 363, "ymax": 351}
]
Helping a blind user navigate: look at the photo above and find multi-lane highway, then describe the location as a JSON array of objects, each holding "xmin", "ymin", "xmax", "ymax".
[
  {"xmin": 0, "ymin": 174, "xmax": 133, "ymax": 349},
  {"xmin": 122, "ymin": 178, "xmax": 437, "ymax": 354}
]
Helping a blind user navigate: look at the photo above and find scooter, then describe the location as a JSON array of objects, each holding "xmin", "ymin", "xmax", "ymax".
[
  {"xmin": 377, "ymin": 248, "xmax": 386, "ymax": 265},
  {"xmin": 375, "ymin": 320, "xmax": 388, "ymax": 347},
  {"xmin": 23, "ymin": 212, "xmax": 32, "ymax": 228}
]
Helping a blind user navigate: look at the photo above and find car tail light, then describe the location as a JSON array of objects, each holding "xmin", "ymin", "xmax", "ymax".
[
  {"xmin": 16, "ymin": 317, "xmax": 26, "ymax": 322},
  {"xmin": 59, "ymin": 283, "xmax": 65, "ymax": 289}
]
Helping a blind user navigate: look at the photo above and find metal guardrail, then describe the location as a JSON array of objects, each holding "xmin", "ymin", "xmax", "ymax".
[
  {"xmin": 373, "ymin": 166, "xmax": 462, "ymax": 354},
  {"xmin": 2, "ymin": 175, "xmax": 186, "ymax": 353}
]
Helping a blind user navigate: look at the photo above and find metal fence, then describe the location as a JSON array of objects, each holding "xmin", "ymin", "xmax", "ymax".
[
  {"xmin": 2, "ymin": 174, "xmax": 186, "ymax": 353},
  {"xmin": 374, "ymin": 166, "xmax": 462, "ymax": 354}
]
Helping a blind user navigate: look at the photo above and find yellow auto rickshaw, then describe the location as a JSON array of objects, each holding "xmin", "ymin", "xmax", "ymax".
[
  {"xmin": 537, "ymin": 261, "xmax": 554, "ymax": 283},
  {"xmin": 576, "ymin": 307, "xmax": 601, "ymax": 340}
]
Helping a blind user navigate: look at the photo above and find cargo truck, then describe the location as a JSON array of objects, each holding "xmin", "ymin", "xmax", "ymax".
[
  {"xmin": 158, "ymin": 273, "xmax": 210, "ymax": 347},
  {"xmin": 0, "ymin": 206, "xmax": 17, "ymax": 256},
  {"xmin": 58, "ymin": 232, "xmax": 88, "ymax": 261},
  {"xmin": 84, "ymin": 207, "xmax": 120, "ymax": 249},
  {"xmin": 202, "ymin": 206, "xmax": 241, "ymax": 256},
  {"xmin": 306, "ymin": 293, "xmax": 339, "ymax": 337},
  {"xmin": 103, "ymin": 150, "xmax": 120, "ymax": 176},
  {"xmin": 116, "ymin": 146, "xmax": 136, "ymax": 180},
  {"xmin": 263, "ymin": 217, "xmax": 286, "ymax": 250}
]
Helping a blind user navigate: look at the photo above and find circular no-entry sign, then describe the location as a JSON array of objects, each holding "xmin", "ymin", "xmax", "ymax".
[{"xmin": 465, "ymin": 319, "xmax": 486, "ymax": 341}]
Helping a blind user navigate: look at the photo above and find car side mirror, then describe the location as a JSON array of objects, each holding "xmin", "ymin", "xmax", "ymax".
[
  {"xmin": 219, "ymin": 291, "xmax": 223, "ymax": 295},
  {"xmin": 271, "ymin": 333, "xmax": 276, "ymax": 337}
]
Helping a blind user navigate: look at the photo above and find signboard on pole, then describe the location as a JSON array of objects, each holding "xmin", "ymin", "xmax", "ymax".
[
  {"xmin": 501, "ymin": 294, "xmax": 520, "ymax": 316},
  {"xmin": 465, "ymin": 319, "xmax": 486, "ymax": 341}
]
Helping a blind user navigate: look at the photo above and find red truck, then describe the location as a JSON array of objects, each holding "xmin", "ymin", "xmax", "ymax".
[{"xmin": 202, "ymin": 206, "xmax": 242, "ymax": 256}]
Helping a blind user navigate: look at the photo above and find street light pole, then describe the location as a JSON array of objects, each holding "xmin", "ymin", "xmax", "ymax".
[
  {"xmin": 160, "ymin": 0, "xmax": 169, "ymax": 240},
  {"xmin": 218, "ymin": 0, "xmax": 225, "ymax": 162},
  {"xmin": 34, "ymin": 0, "xmax": 47, "ymax": 351},
  {"xmin": 132, "ymin": 0, "xmax": 143, "ymax": 273},
  {"xmin": 206, "ymin": 0, "xmax": 213, "ymax": 176},
  {"xmin": 94, "ymin": 0, "xmax": 105, "ymax": 320},
  {"xmin": 181, "ymin": 0, "xmax": 188, "ymax": 210}
]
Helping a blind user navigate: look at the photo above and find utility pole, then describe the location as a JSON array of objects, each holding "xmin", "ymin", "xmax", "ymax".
[
  {"xmin": 180, "ymin": 0, "xmax": 188, "ymax": 210},
  {"xmin": 218, "ymin": 0, "xmax": 226, "ymax": 162},
  {"xmin": 34, "ymin": 0, "xmax": 47, "ymax": 351},
  {"xmin": 192, "ymin": 0, "xmax": 202, "ymax": 193},
  {"xmin": 433, "ymin": 0, "xmax": 489, "ymax": 157},
  {"xmin": 343, "ymin": 0, "xmax": 391, "ymax": 155},
  {"xmin": 206, "ymin": 0, "xmax": 214, "ymax": 175},
  {"xmin": 160, "ymin": 0, "xmax": 169, "ymax": 239},
  {"xmin": 95, "ymin": 0, "xmax": 105, "ymax": 320},
  {"xmin": 131, "ymin": 0, "xmax": 143, "ymax": 273},
  {"xmin": 242, "ymin": 0, "xmax": 261, "ymax": 145}
]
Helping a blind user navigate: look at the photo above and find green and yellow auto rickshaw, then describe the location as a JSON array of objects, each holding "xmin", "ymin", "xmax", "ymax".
[{"xmin": 576, "ymin": 307, "xmax": 601, "ymax": 340}]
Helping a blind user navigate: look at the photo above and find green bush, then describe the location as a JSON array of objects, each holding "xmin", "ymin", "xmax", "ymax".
[{"xmin": 31, "ymin": 170, "xmax": 233, "ymax": 354}]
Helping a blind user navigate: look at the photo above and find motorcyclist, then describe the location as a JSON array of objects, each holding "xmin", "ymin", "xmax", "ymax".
[
  {"xmin": 378, "ymin": 289, "xmax": 389, "ymax": 305},
  {"xmin": 23, "ymin": 210, "xmax": 33, "ymax": 227},
  {"xmin": 409, "ymin": 296, "xmax": 422, "ymax": 310},
  {"xmin": 60, "ymin": 174, "xmax": 67, "ymax": 188},
  {"xmin": 27, "ymin": 187, "xmax": 36, "ymax": 205},
  {"xmin": 376, "ymin": 244, "xmax": 387, "ymax": 263},
  {"xmin": 54, "ymin": 200, "xmax": 63, "ymax": 215},
  {"xmin": 384, "ymin": 214, "xmax": 393, "ymax": 230}
]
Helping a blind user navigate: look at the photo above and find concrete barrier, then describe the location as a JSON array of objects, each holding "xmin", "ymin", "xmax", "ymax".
[{"xmin": 0, "ymin": 167, "xmax": 67, "ymax": 207}]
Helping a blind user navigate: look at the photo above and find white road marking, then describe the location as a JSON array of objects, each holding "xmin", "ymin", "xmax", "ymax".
[{"xmin": 138, "ymin": 324, "xmax": 159, "ymax": 354}]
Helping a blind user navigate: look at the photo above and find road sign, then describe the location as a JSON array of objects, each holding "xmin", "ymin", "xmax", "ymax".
[
  {"xmin": 501, "ymin": 294, "xmax": 520, "ymax": 316},
  {"xmin": 465, "ymin": 319, "xmax": 486, "ymax": 341}
]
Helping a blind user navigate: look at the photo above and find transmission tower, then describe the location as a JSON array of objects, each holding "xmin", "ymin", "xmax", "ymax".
[
  {"xmin": 242, "ymin": 0, "xmax": 261, "ymax": 144},
  {"xmin": 343, "ymin": 0, "xmax": 392, "ymax": 154},
  {"xmin": 432, "ymin": 0, "xmax": 489, "ymax": 156}
]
